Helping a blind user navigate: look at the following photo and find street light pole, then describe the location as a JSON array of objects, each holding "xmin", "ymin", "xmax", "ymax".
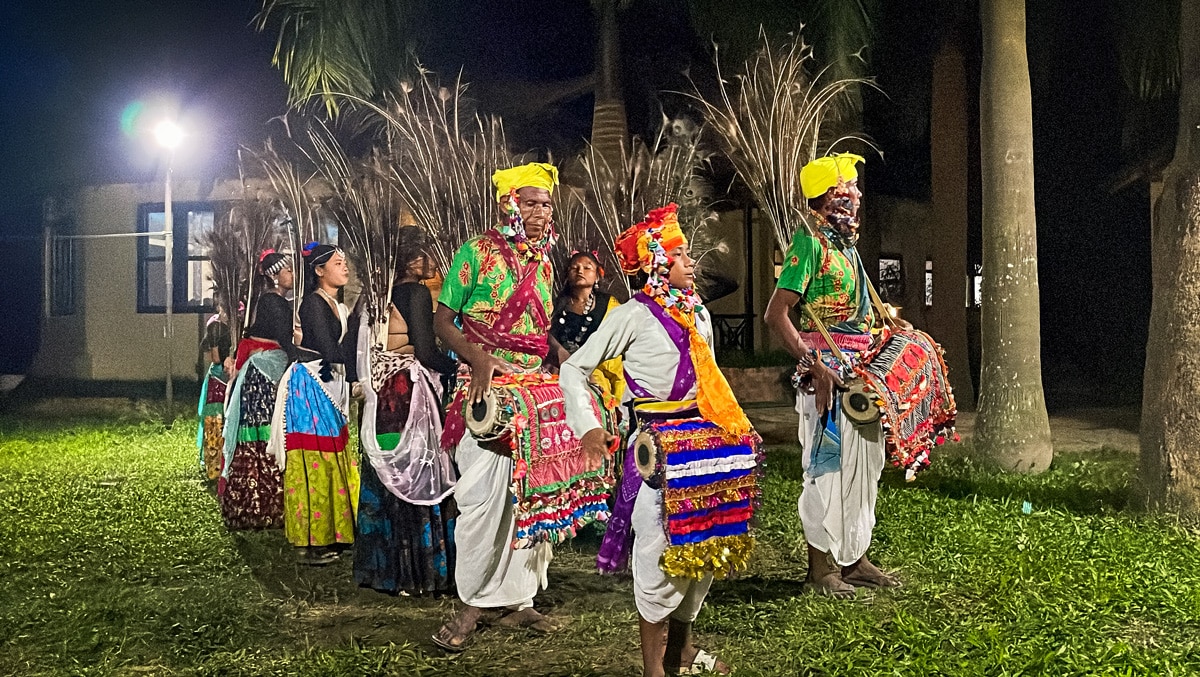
[
  {"xmin": 164, "ymin": 154, "xmax": 174, "ymax": 415},
  {"xmin": 154, "ymin": 120, "xmax": 183, "ymax": 420}
]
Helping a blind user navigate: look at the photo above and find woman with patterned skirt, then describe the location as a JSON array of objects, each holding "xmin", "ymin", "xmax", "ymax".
[
  {"xmin": 218, "ymin": 251, "xmax": 295, "ymax": 530},
  {"xmin": 270, "ymin": 243, "xmax": 360, "ymax": 565},
  {"xmin": 198, "ymin": 317, "xmax": 231, "ymax": 480},
  {"xmin": 354, "ymin": 234, "xmax": 460, "ymax": 595}
]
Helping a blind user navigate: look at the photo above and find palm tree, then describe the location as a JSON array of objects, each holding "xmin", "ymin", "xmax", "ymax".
[
  {"xmin": 973, "ymin": 0, "xmax": 1053, "ymax": 472},
  {"xmin": 1134, "ymin": 0, "xmax": 1200, "ymax": 514},
  {"xmin": 926, "ymin": 0, "xmax": 976, "ymax": 410}
]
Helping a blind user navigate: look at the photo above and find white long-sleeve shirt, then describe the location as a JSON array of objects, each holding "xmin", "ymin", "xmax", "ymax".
[{"xmin": 561, "ymin": 299, "xmax": 713, "ymax": 438}]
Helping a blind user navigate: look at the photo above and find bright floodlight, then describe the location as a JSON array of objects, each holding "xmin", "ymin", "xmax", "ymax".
[{"xmin": 153, "ymin": 120, "xmax": 184, "ymax": 150}]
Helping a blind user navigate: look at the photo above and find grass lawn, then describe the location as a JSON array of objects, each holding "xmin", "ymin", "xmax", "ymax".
[{"xmin": 1, "ymin": 403, "xmax": 1199, "ymax": 676}]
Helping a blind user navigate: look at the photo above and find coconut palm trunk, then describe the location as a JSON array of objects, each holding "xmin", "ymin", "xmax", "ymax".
[
  {"xmin": 590, "ymin": 0, "xmax": 630, "ymax": 172},
  {"xmin": 1140, "ymin": 0, "xmax": 1200, "ymax": 514},
  {"xmin": 974, "ymin": 0, "xmax": 1053, "ymax": 472},
  {"xmin": 927, "ymin": 10, "xmax": 976, "ymax": 410}
]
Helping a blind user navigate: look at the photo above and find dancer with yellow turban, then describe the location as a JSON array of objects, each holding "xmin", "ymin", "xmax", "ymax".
[
  {"xmin": 563, "ymin": 204, "xmax": 759, "ymax": 676},
  {"xmin": 764, "ymin": 153, "xmax": 902, "ymax": 598},
  {"xmin": 431, "ymin": 163, "xmax": 567, "ymax": 651}
]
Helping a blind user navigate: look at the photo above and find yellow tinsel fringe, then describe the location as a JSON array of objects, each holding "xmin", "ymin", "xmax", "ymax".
[{"xmin": 659, "ymin": 535, "xmax": 756, "ymax": 580}]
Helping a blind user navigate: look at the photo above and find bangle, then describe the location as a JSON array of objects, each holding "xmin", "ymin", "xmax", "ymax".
[{"xmin": 796, "ymin": 347, "xmax": 819, "ymax": 373}]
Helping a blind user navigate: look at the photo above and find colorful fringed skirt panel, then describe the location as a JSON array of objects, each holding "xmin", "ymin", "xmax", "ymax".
[
  {"xmin": 282, "ymin": 363, "xmax": 359, "ymax": 547},
  {"xmin": 199, "ymin": 367, "xmax": 228, "ymax": 480},
  {"xmin": 641, "ymin": 417, "xmax": 763, "ymax": 579},
  {"xmin": 219, "ymin": 364, "xmax": 285, "ymax": 529}
]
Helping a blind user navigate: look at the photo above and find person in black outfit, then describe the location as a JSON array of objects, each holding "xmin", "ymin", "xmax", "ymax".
[
  {"xmin": 550, "ymin": 250, "xmax": 623, "ymax": 398},
  {"xmin": 219, "ymin": 250, "xmax": 294, "ymax": 530},
  {"xmin": 240, "ymin": 251, "xmax": 299, "ymax": 362},
  {"xmin": 355, "ymin": 227, "xmax": 460, "ymax": 595},
  {"xmin": 280, "ymin": 243, "xmax": 360, "ymax": 565}
]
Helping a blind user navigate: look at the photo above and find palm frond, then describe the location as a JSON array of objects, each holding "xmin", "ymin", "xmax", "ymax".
[
  {"xmin": 687, "ymin": 29, "xmax": 876, "ymax": 251},
  {"xmin": 255, "ymin": 0, "xmax": 419, "ymax": 116},
  {"xmin": 1116, "ymin": 0, "xmax": 1180, "ymax": 100}
]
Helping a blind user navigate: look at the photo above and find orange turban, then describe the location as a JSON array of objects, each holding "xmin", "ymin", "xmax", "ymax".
[{"xmin": 614, "ymin": 204, "xmax": 688, "ymax": 275}]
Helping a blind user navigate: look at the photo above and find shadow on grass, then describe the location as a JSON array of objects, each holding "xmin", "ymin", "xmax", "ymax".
[
  {"xmin": 765, "ymin": 443, "xmax": 1138, "ymax": 516},
  {"xmin": 704, "ymin": 575, "xmax": 809, "ymax": 606},
  {"xmin": 904, "ymin": 446, "xmax": 1138, "ymax": 515}
]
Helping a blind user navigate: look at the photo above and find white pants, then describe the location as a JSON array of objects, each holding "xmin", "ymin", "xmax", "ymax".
[
  {"xmin": 631, "ymin": 482, "xmax": 714, "ymax": 624},
  {"xmin": 453, "ymin": 434, "xmax": 553, "ymax": 609},
  {"xmin": 796, "ymin": 391, "xmax": 886, "ymax": 566}
]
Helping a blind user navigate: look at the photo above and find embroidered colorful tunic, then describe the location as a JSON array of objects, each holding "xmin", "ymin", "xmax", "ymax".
[
  {"xmin": 776, "ymin": 229, "xmax": 874, "ymax": 334},
  {"xmin": 438, "ymin": 230, "xmax": 554, "ymax": 370}
]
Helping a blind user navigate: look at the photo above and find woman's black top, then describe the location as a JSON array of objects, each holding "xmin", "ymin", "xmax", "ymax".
[
  {"xmin": 392, "ymin": 282, "xmax": 458, "ymax": 375},
  {"xmin": 550, "ymin": 290, "xmax": 612, "ymax": 354},
  {"xmin": 245, "ymin": 293, "xmax": 299, "ymax": 361},
  {"xmin": 298, "ymin": 292, "xmax": 359, "ymax": 382}
]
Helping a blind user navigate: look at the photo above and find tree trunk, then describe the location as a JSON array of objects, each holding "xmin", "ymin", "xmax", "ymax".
[
  {"xmin": 1140, "ymin": 0, "xmax": 1200, "ymax": 515},
  {"xmin": 590, "ymin": 0, "xmax": 628, "ymax": 173},
  {"xmin": 928, "ymin": 28, "xmax": 977, "ymax": 411},
  {"xmin": 975, "ymin": 0, "xmax": 1053, "ymax": 471}
]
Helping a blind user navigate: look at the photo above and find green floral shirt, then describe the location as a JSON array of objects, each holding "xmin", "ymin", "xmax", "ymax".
[
  {"xmin": 437, "ymin": 233, "xmax": 555, "ymax": 369},
  {"xmin": 776, "ymin": 229, "xmax": 874, "ymax": 334}
]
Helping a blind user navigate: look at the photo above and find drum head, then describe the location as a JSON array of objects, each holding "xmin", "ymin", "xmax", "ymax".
[
  {"xmin": 842, "ymin": 380, "xmax": 881, "ymax": 426},
  {"xmin": 634, "ymin": 430, "xmax": 659, "ymax": 480},
  {"xmin": 466, "ymin": 390, "xmax": 499, "ymax": 438}
]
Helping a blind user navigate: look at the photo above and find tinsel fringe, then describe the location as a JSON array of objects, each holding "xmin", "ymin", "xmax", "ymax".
[{"xmin": 660, "ymin": 535, "xmax": 757, "ymax": 580}]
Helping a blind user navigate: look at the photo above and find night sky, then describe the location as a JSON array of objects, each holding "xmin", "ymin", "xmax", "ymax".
[{"xmin": 0, "ymin": 0, "xmax": 1155, "ymax": 406}]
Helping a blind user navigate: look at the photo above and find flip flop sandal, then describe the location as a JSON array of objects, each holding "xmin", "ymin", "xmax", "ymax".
[
  {"xmin": 803, "ymin": 579, "xmax": 857, "ymax": 599},
  {"xmin": 842, "ymin": 572, "xmax": 903, "ymax": 589},
  {"xmin": 679, "ymin": 648, "xmax": 725, "ymax": 675},
  {"xmin": 298, "ymin": 550, "xmax": 339, "ymax": 566},
  {"xmin": 431, "ymin": 622, "xmax": 475, "ymax": 653},
  {"xmin": 496, "ymin": 610, "xmax": 563, "ymax": 634}
]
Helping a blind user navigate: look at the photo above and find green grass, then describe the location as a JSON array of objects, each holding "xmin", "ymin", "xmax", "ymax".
[{"xmin": 0, "ymin": 404, "xmax": 1198, "ymax": 675}]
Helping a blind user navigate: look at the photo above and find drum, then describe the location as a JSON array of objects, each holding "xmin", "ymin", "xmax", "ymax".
[
  {"xmin": 465, "ymin": 387, "xmax": 518, "ymax": 443},
  {"xmin": 840, "ymin": 378, "xmax": 881, "ymax": 426},
  {"xmin": 631, "ymin": 412, "xmax": 763, "ymax": 579},
  {"xmin": 462, "ymin": 373, "xmax": 623, "ymax": 549},
  {"xmin": 852, "ymin": 327, "xmax": 957, "ymax": 476}
]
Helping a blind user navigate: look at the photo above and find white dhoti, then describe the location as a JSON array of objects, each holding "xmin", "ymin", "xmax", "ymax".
[
  {"xmin": 453, "ymin": 434, "xmax": 553, "ymax": 609},
  {"xmin": 796, "ymin": 391, "xmax": 886, "ymax": 567},
  {"xmin": 631, "ymin": 482, "xmax": 713, "ymax": 623}
]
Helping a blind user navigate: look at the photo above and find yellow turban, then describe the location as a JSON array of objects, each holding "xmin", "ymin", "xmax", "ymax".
[
  {"xmin": 799, "ymin": 153, "xmax": 865, "ymax": 199},
  {"xmin": 492, "ymin": 163, "xmax": 560, "ymax": 202}
]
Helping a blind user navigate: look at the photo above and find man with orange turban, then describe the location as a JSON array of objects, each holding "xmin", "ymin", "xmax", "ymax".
[
  {"xmin": 764, "ymin": 153, "xmax": 902, "ymax": 599},
  {"xmin": 432, "ymin": 162, "xmax": 566, "ymax": 650},
  {"xmin": 562, "ymin": 204, "xmax": 757, "ymax": 676}
]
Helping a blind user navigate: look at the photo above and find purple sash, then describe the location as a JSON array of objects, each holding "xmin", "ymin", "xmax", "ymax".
[
  {"xmin": 623, "ymin": 293, "xmax": 696, "ymax": 401},
  {"xmin": 597, "ymin": 294, "xmax": 697, "ymax": 574}
]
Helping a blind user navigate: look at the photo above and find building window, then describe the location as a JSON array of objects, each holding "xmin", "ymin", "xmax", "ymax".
[
  {"xmin": 925, "ymin": 259, "xmax": 934, "ymax": 308},
  {"xmin": 970, "ymin": 263, "xmax": 983, "ymax": 308},
  {"xmin": 137, "ymin": 202, "xmax": 217, "ymax": 313},
  {"xmin": 878, "ymin": 254, "xmax": 904, "ymax": 304},
  {"xmin": 50, "ymin": 237, "xmax": 76, "ymax": 316}
]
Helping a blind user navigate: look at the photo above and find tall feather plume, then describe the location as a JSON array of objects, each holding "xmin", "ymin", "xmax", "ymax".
[
  {"xmin": 335, "ymin": 68, "xmax": 519, "ymax": 273},
  {"xmin": 305, "ymin": 119, "xmax": 405, "ymax": 327},
  {"xmin": 251, "ymin": 134, "xmax": 328, "ymax": 324},
  {"xmin": 687, "ymin": 29, "xmax": 875, "ymax": 251},
  {"xmin": 200, "ymin": 196, "xmax": 285, "ymax": 354},
  {"xmin": 570, "ymin": 114, "xmax": 721, "ymax": 299}
]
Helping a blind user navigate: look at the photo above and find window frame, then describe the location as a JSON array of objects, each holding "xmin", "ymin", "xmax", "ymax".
[{"xmin": 136, "ymin": 201, "xmax": 220, "ymax": 314}]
